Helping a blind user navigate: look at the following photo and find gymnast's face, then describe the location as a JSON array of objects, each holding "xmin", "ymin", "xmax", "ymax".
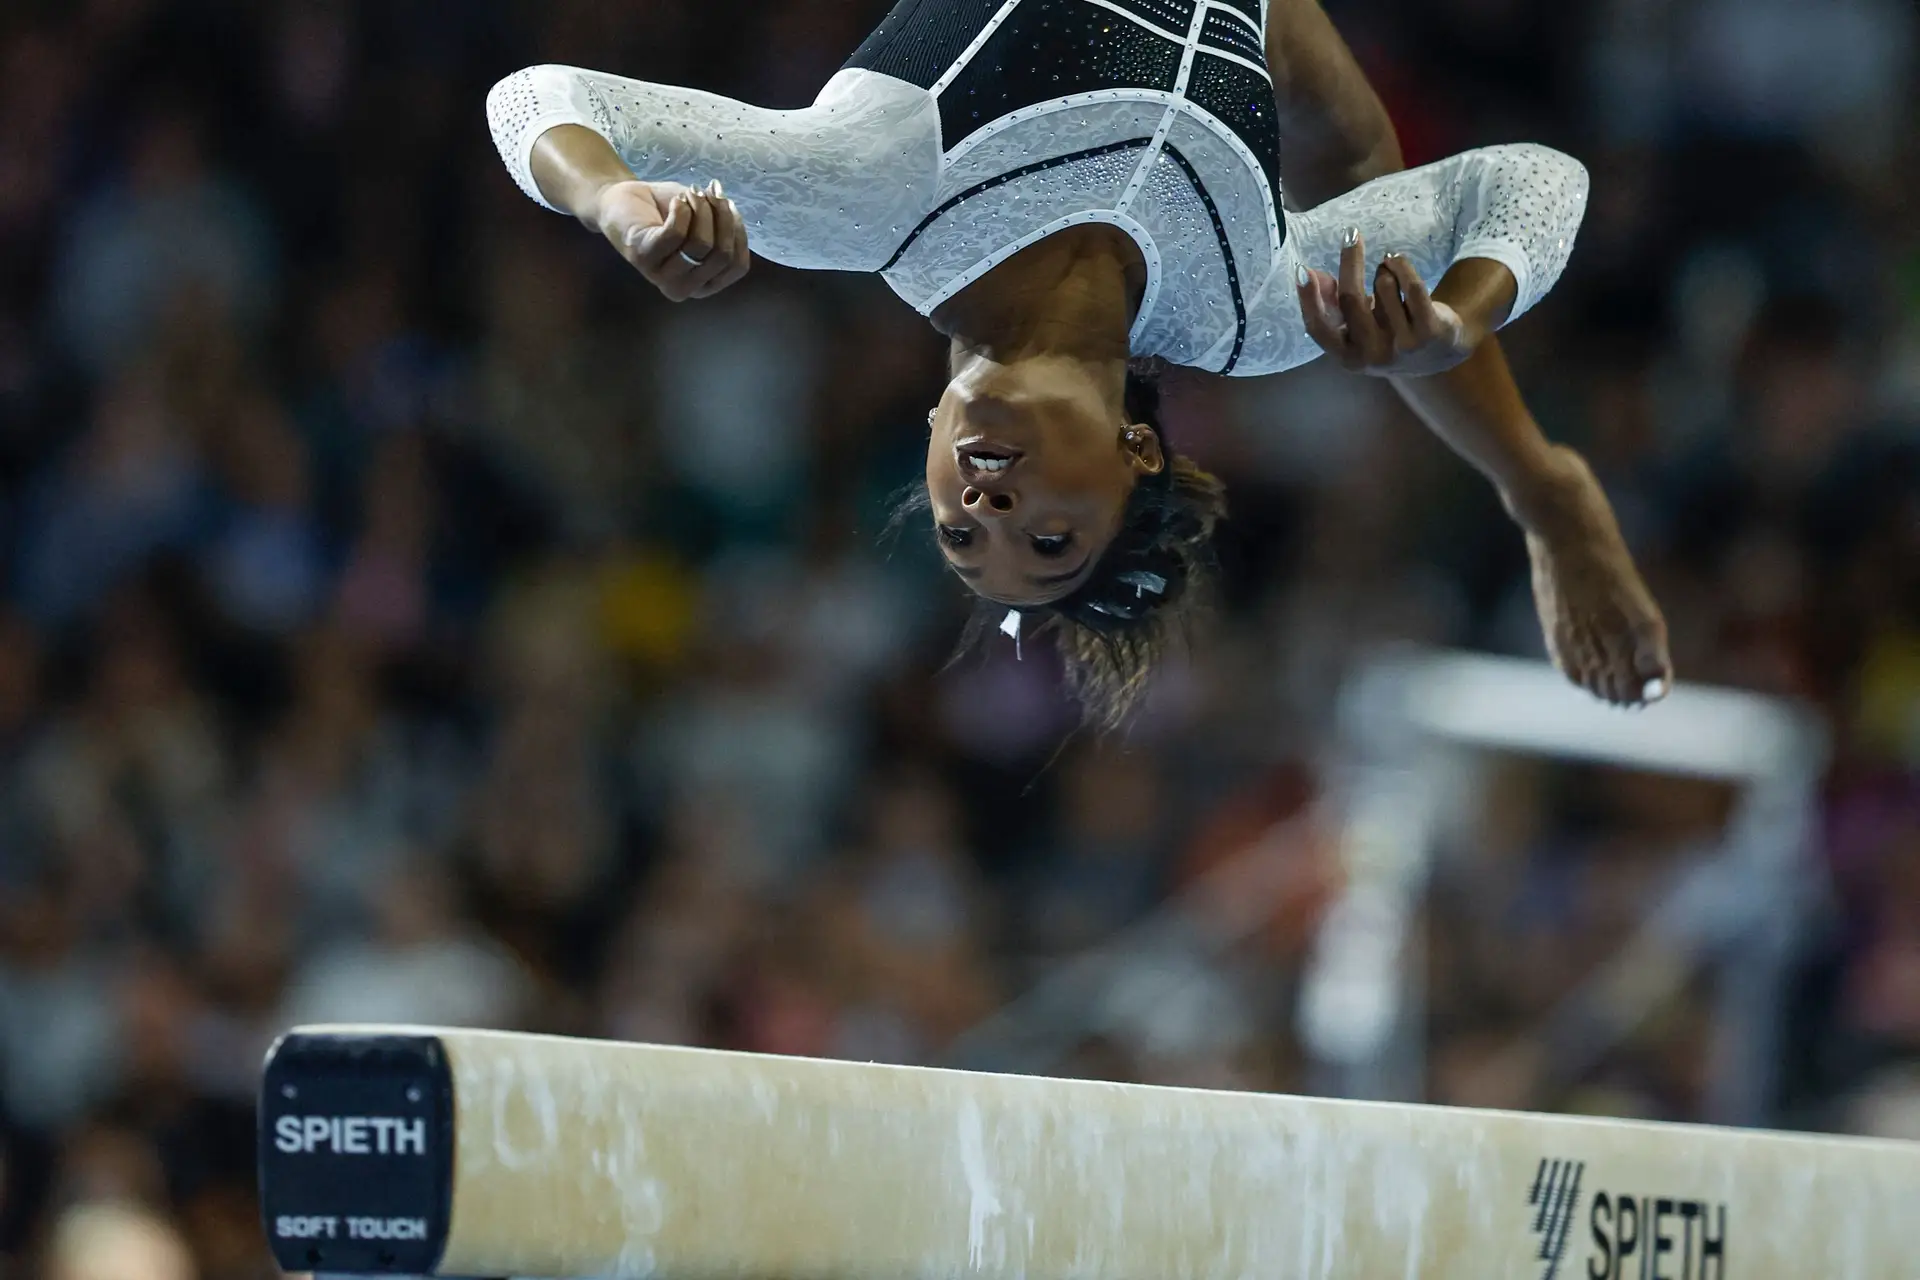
[{"xmin": 925, "ymin": 357, "xmax": 1164, "ymax": 608}]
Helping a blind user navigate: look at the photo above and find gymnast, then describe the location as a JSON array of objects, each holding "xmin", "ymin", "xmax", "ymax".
[{"xmin": 486, "ymin": 0, "xmax": 1673, "ymax": 724}]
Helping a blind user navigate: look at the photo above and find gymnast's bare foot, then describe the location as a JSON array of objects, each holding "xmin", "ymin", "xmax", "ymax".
[{"xmin": 1510, "ymin": 448, "xmax": 1673, "ymax": 708}]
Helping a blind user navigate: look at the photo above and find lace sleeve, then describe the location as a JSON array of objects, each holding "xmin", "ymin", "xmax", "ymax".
[
  {"xmin": 484, "ymin": 65, "xmax": 613, "ymax": 212},
  {"xmin": 484, "ymin": 64, "xmax": 942, "ymax": 273},
  {"xmin": 1235, "ymin": 144, "xmax": 1589, "ymax": 376}
]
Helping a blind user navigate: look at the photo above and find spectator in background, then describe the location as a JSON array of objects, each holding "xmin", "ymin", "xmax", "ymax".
[
  {"xmin": 52, "ymin": 103, "xmax": 275, "ymax": 380},
  {"xmin": 0, "ymin": 881, "xmax": 122, "ymax": 1135},
  {"xmin": 1021, "ymin": 745, "xmax": 1171, "ymax": 958},
  {"xmin": 823, "ymin": 769, "xmax": 999, "ymax": 1060},
  {"xmin": 45, "ymin": 1200, "xmax": 195, "ymax": 1280},
  {"xmin": 638, "ymin": 555, "xmax": 861, "ymax": 885},
  {"xmin": 13, "ymin": 365, "xmax": 210, "ymax": 630},
  {"xmin": 277, "ymin": 864, "xmax": 531, "ymax": 1029},
  {"xmin": 475, "ymin": 238, "xmax": 649, "ymax": 543},
  {"xmin": 332, "ymin": 433, "xmax": 435, "ymax": 653},
  {"xmin": 199, "ymin": 394, "xmax": 326, "ymax": 637}
]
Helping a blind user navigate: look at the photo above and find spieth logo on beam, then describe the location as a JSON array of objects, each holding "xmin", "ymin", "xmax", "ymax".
[
  {"xmin": 1529, "ymin": 1157, "xmax": 1732, "ymax": 1280},
  {"xmin": 273, "ymin": 1114, "xmax": 427, "ymax": 1156},
  {"xmin": 1528, "ymin": 1159, "xmax": 1586, "ymax": 1280}
]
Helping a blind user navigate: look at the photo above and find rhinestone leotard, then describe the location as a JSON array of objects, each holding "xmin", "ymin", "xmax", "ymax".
[{"xmin": 487, "ymin": 0, "xmax": 1589, "ymax": 376}]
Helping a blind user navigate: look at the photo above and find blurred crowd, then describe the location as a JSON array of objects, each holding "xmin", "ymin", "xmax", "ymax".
[{"xmin": 0, "ymin": 0, "xmax": 1915, "ymax": 1276}]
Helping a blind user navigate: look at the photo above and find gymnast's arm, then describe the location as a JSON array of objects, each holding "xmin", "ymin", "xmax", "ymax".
[
  {"xmin": 1263, "ymin": 0, "xmax": 1404, "ymax": 209},
  {"xmin": 1278, "ymin": 143, "xmax": 1588, "ymax": 378},
  {"xmin": 486, "ymin": 63, "xmax": 940, "ymax": 284},
  {"xmin": 1261, "ymin": 0, "xmax": 1589, "ymax": 521}
]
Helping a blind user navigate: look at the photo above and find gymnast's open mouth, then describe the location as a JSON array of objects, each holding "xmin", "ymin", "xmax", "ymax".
[{"xmin": 955, "ymin": 440, "xmax": 1023, "ymax": 480}]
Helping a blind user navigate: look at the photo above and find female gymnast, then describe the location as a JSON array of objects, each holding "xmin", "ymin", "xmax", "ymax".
[{"xmin": 486, "ymin": 0, "xmax": 1673, "ymax": 724}]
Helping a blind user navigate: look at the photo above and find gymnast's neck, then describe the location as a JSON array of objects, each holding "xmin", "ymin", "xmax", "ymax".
[{"xmin": 933, "ymin": 224, "xmax": 1146, "ymax": 377}]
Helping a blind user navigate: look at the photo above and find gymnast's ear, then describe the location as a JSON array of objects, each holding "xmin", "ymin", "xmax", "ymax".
[{"xmin": 1122, "ymin": 423, "xmax": 1166, "ymax": 475}]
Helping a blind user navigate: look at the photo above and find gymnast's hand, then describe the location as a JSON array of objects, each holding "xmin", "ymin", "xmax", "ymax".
[
  {"xmin": 1297, "ymin": 230, "xmax": 1511, "ymax": 378},
  {"xmin": 592, "ymin": 179, "xmax": 751, "ymax": 302}
]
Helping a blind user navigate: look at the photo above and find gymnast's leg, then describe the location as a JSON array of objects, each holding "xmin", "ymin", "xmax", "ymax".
[{"xmin": 1261, "ymin": 0, "xmax": 1672, "ymax": 707}]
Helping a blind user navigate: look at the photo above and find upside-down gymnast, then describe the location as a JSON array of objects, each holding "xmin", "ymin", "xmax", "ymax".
[{"xmin": 486, "ymin": 0, "xmax": 1673, "ymax": 724}]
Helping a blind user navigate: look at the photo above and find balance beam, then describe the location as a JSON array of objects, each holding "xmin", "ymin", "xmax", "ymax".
[{"xmin": 257, "ymin": 1026, "xmax": 1920, "ymax": 1278}]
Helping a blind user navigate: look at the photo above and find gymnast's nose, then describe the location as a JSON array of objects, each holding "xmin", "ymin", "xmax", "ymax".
[{"xmin": 962, "ymin": 486, "xmax": 1017, "ymax": 517}]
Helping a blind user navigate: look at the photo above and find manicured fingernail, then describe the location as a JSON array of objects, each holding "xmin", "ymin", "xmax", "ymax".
[
  {"xmin": 1342, "ymin": 226, "xmax": 1360, "ymax": 248},
  {"xmin": 710, "ymin": 180, "xmax": 725, "ymax": 197},
  {"xmin": 1295, "ymin": 263, "xmax": 1310, "ymax": 288},
  {"xmin": 1643, "ymin": 677, "xmax": 1668, "ymax": 702}
]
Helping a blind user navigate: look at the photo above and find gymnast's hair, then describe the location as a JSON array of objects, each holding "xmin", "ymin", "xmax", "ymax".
[{"xmin": 895, "ymin": 361, "xmax": 1228, "ymax": 729}]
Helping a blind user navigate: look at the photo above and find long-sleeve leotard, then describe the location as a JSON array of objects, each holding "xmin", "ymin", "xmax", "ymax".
[{"xmin": 488, "ymin": 34, "xmax": 1586, "ymax": 377}]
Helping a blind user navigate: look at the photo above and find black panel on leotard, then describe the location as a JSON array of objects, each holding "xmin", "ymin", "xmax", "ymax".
[
  {"xmin": 1198, "ymin": 9, "xmax": 1264, "ymax": 66},
  {"xmin": 1183, "ymin": 51, "xmax": 1281, "ymax": 203},
  {"xmin": 936, "ymin": 0, "xmax": 1182, "ymax": 152},
  {"xmin": 845, "ymin": 0, "xmax": 1010, "ymax": 90}
]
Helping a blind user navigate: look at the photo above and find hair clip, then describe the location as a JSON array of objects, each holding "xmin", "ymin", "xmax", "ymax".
[
  {"xmin": 1000, "ymin": 609, "xmax": 1022, "ymax": 660},
  {"xmin": 1117, "ymin": 571, "xmax": 1168, "ymax": 598}
]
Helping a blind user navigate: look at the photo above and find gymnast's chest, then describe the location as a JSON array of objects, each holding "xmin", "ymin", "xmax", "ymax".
[{"xmin": 878, "ymin": 103, "xmax": 1284, "ymax": 374}]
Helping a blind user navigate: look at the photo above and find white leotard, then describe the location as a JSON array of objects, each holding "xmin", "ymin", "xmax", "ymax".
[{"xmin": 487, "ymin": 0, "xmax": 1588, "ymax": 376}]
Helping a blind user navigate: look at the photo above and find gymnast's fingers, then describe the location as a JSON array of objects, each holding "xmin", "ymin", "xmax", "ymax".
[
  {"xmin": 695, "ymin": 198, "xmax": 752, "ymax": 297},
  {"xmin": 722, "ymin": 200, "xmax": 752, "ymax": 286},
  {"xmin": 1374, "ymin": 260, "xmax": 1415, "ymax": 350},
  {"xmin": 1296, "ymin": 266, "xmax": 1347, "ymax": 358},
  {"xmin": 1336, "ymin": 229, "xmax": 1383, "ymax": 361},
  {"xmin": 650, "ymin": 194, "xmax": 721, "ymax": 300},
  {"xmin": 687, "ymin": 198, "xmax": 737, "ymax": 297},
  {"xmin": 630, "ymin": 194, "xmax": 695, "ymax": 273},
  {"xmin": 685, "ymin": 213, "xmax": 737, "ymax": 296},
  {"xmin": 681, "ymin": 192, "xmax": 719, "ymax": 269},
  {"xmin": 1381, "ymin": 254, "xmax": 1441, "ymax": 337}
]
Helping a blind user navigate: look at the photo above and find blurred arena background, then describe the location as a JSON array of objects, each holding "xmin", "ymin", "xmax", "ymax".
[{"xmin": 0, "ymin": 0, "xmax": 1916, "ymax": 1276}]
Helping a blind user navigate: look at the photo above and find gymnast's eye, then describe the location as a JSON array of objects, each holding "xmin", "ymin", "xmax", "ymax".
[
  {"xmin": 938, "ymin": 525, "xmax": 972, "ymax": 549},
  {"xmin": 1030, "ymin": 533, "xmax": 1072, "ymax": 557}
]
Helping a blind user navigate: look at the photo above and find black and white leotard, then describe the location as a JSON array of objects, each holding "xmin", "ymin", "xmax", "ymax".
[{"xmin": 487, "ymin": 0, "xmax": 1588, "ymax": 376}]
